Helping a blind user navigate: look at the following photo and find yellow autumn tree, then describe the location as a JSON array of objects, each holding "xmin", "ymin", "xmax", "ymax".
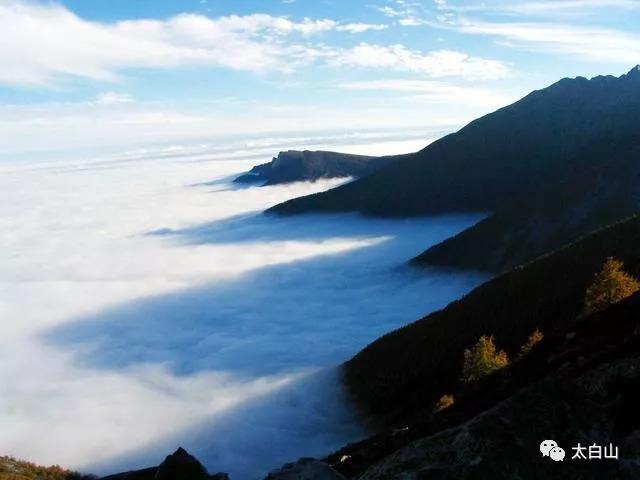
[
  {"xmin": 582, "ymin": 257, "xmax": 640, "ymax": 317},
  {"xmin": 518, "ymin": 329, "xmax": 544, "ymax": 358},
  {"xmin": 461, "ymin": 335, "xmax": 509, "ymax": 383},
  {"xmin": 433, "ymin": 394, "xmax": 455, "ymax": 413}
]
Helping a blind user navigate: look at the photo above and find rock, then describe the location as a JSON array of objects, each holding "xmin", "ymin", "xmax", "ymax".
[
  {"xmin": 155, "ymin": 448, "xmax": 211, "ymax": 480},
  {"xmin": 356, "ymin": 354, "xmax": 640, "ymax": 479},
  {"xmin": 264, "ymin": 458, "xmax": 345, "ymax": 480}
]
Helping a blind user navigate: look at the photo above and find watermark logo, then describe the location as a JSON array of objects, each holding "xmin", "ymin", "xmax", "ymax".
[
  {"xmin": 540, "ymin": 440, "xmax": 564, "ymax": 461},
  {"xmin": 571, "ymin": 443, "xmax": 618, "ymax": 460},
  {"xmin": 540, "ymin": 440, "xmax": 619, "ymax": 462}
]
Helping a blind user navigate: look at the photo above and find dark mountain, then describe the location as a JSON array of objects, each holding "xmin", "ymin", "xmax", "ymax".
[
  {"xmin": 234, "ymin": 150, "xmax": 400, "ymax": 185},
  {"xmin": 414, "ymin": 132, "xmax": 640, "ymax": 272},
  {"xmin": 269, "ymin": 67, "xmax": 640, "ymax": 217}
]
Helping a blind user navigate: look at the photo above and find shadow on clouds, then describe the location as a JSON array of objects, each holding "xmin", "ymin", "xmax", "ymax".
[
  {"xmin": 49, "ymin": 213, "xmax": 485, "ymax": 377},
  {"xmin": 45, "ymin": 212, "xmax": 486, "ymax": 479},
  {"xmin": 147, "ymin": 211, "xmax": 482, "ymax": 247}
]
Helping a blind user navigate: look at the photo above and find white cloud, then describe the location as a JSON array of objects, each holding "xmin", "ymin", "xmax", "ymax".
[
  {"xmin": 337, "ymin": 22, "xmax": 388, "ymax": 33},
  {"xmin": 450, "ymin": 18, "xmax": 640, "ymax": 64},
  {"xmin": 0, "ymin": 150, "xmax": 483, "ymax": 476},
  {"xmin": 330, "ymin": 45, "xmax": 510, "ymax": 80},
  {"xmin": 339, "ymin": 79, "xmax": 518, "ymax": 107},
  {"xmin": 0, "ymin": 2, "xmax": 389, "ymax": 87},
  {"xmin": 377, "ymin": 5, "xmax": 404, "ymax": 17},
  {"xmin": 398, "ymin": 16, "xmax": 427, "ymax": 26},
  {"xmin": 95, "ymin": 92, "xmax": 134, "ymax": 105},
  {"xmin": 376, "ymin": 1, "xmax": 432, "ymax": 26}
]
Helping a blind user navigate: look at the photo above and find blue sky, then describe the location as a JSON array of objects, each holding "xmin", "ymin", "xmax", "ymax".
[{"xmin": 1, "ymin": 0, "xmax": 639, "ymax": 160}]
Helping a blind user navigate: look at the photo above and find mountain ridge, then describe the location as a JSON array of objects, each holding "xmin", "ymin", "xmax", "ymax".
[
  {"xmin": 269, "ymin": 67, "xmax": 640, "ymax": 218},
  {"xmin": 413, "ymin": 131, "xmax": 640, "ymax": 272},
  {"xmin": 234, "ymin": 150, "xmax": 400, "ymax": 185}
]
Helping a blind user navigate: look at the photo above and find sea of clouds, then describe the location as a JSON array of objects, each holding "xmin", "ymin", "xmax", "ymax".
[{"xmin": 0, "ymin": 135, "xmax": 485, "ymax": 479}]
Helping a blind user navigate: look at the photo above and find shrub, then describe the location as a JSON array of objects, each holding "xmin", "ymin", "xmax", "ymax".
[
  {"xmin": 0, "ymin": 457, "xmax": 93, "ymax": 480},
  {"xmin": 582, "ymin": 257, "xmax": 640, "ymax": 317},
  {"xmin": 518, "ymin": 329, "xmax": 544, "ymax": 358},
  {"xmin": 433, "ymin": 394, "xmax": 455, "ymax": 413},
  {"xmin": 461, "ymin": 335, "xmax": 509, "ymax": 383}
]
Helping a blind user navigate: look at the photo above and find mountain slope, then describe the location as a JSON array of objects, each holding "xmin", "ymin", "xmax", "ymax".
[
  {"xmin": 328, "ymin": 288, "xmax": 640, "ymax": 479},
  {"xmin": 269, "ymin": 67, "xmax": 640, "ymax": 217},
  {"xmin": 234, "ymin": 150, "xmax": 400, "ymax": 185},
  {"xmin": 355, "ymin": 292, "xmax": 640, "ymax": 479},
  {"xmin": 344, "ymin": 214, "xmax": 640, "ymax": 426},
  {"xmin": 0, "ymin": 456, "xmax": 92, "ymax": 480},
  {"xmin": 413, "ymin": 132, "xmax": 640, "ymax": 272}
]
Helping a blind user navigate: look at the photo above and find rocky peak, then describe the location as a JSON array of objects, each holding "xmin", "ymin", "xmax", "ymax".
[
  {"xmin": 154, "ymin": 447, "xmax": 213, "ymax": 480},
  {"xmin": 627, "ymin": 65, "xmax": 640, "ymax": 78},
  {"xmin": 100, "ymin": 448, "xmax": 228, "ymax": 480}
]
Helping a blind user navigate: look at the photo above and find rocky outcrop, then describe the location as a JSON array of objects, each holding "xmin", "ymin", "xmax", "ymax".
[
  {"xmin": 264, "ymin": 458, "xmax": 345, "ymax": 480},
  {"xmin": 234, "ymin": 150, "xmax": 399, "ymax": 186}
]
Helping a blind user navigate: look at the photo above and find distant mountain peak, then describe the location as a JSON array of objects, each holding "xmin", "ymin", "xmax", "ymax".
[{"xmin": 628, "ymin": 65, "xmax": 640, "ymax": 76}]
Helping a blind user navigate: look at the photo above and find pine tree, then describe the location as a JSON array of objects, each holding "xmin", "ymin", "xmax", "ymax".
[
  {"xmin": 461, "ymin": 335, "xmax": 509, "ymax": 383},
  {"xmin": 582, "ymin": 257, "xmax": 640, "ymax": 317}
]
